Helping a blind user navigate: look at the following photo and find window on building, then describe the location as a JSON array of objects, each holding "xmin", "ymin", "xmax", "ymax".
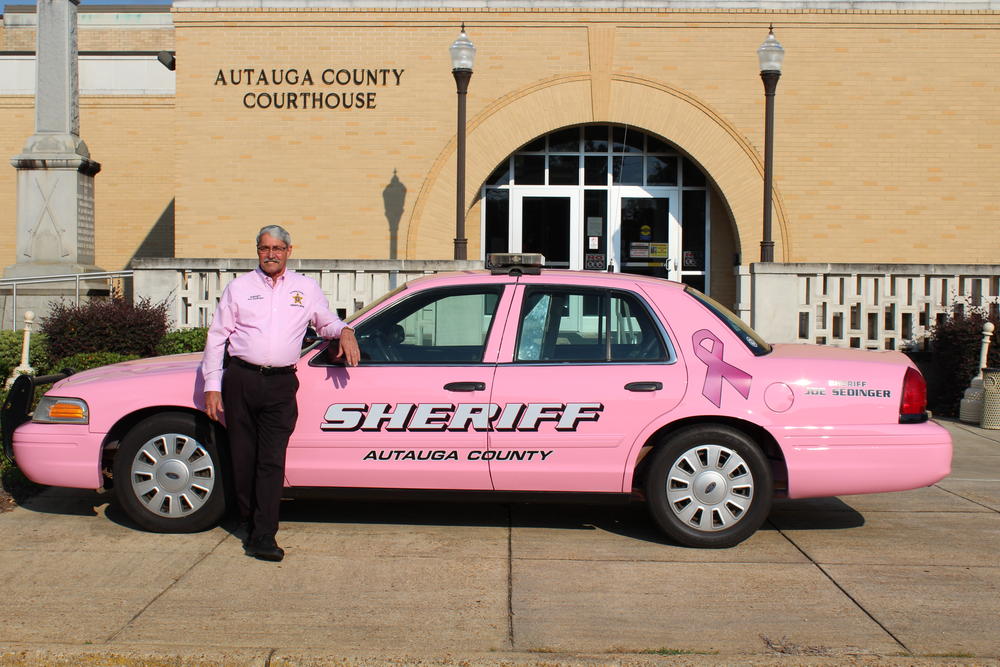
[{"xmin": 483, "ymin": 124, "xmax": 713, "ymax": 293}]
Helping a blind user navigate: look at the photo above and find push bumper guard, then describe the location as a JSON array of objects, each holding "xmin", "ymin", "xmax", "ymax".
[{"xmin": 1, "ymin": 371, "xmax": 74, "ymax": 460}]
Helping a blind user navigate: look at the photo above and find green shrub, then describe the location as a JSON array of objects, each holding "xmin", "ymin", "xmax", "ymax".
[
  {"xmin": 0, "ymin": 330, "xmax": 24, "ymax": 381},
  {"xmin": 28, "ymin": 333, "xmax": 53, "ymax": 377},
  {"xmin": 156, "ymin": 327, "xmax": 208, "ymax": 356},
  {"xmin": 1, "ymin": 452, "xmax": 41, "ymax": 502},
  {"xmin": 40, "ymin": 296, "xmax": 168, "ymax": 360},
  {"xmin": 57, "ymin": 351, "xmax": 141, "ymax": 374},
  {"xmin": 0, "ymin": 330, "xmax": 53, "ymax": 382},
  {"xmin": 928, "ymin": 307, "xmax": 1000, "ymax": 417}
]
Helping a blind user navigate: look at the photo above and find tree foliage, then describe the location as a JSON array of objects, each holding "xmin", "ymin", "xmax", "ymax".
[{"xmin": 928, "ymin": 307, "xmax": 1000, "ymax": 417}]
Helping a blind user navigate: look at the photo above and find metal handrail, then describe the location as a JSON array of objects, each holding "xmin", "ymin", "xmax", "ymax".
[{"xmin": 0, "ymin": 270, "xmax": 134, "ymax": 330}]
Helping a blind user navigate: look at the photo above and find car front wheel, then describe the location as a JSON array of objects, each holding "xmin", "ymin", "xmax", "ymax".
[
  {"xmin": 113, "ymin": 412, "xmax": 228, "ymax": 533},
  {"xmin": 645, "ymin": 425, "xmax": 772, "ymax": 548}
]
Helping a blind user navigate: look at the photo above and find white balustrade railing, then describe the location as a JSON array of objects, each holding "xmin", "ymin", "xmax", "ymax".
[
  {"xmin": 8, "ymin": 261, "xmax": 996, "ymax": 350},
  {"xmin": 739, "ymin": 263, "xmax": 1000, "ymax": 350},
  {"xmin": 130, "ymin": 258, "xmax": 484, "ymax": 329},
  {"xmin": 0, "ymin": 271, "xmax": 133, "ymax": 330}
]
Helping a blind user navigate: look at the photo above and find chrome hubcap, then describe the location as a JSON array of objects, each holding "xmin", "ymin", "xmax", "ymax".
[
  {"xmin": 129, "ymin": 432, "xmax": 216, "ymax": 518},
  {"xmin": 666, "ymin": 444, "xmax": 754, "ymax": 532}
]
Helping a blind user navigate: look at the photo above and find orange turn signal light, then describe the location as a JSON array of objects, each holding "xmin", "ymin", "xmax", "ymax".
[{"xmin": 47, "ymin": 402, "xmax": 86, "ymax": 420}]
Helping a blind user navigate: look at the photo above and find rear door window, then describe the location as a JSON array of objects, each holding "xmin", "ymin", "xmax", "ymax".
[{"xmin": 516, "ymin": 287, "xmax": 670, "ymax": 363}]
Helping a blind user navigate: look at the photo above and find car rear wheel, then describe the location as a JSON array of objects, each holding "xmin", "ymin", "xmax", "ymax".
[
  {"xmin": 113, "ymin": 412, "xmax": 227, "ymax": 533},
  {"xmin": 645, "ymin": 425, "xmax": 772, "ymax": 548}
]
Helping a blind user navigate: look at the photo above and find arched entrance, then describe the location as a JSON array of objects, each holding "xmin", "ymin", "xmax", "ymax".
[
  {"xmin": 406, "ymin": 74, "xmax": 783, "ymax": 308},
  {"xmin": 482, "ymin": 124, "xmax": 714, "ymax": 293}
]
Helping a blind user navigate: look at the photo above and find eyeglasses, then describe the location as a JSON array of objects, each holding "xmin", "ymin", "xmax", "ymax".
[{"xmin": 257, "ymin": 245, "xmax": 288, "ymax": 254}]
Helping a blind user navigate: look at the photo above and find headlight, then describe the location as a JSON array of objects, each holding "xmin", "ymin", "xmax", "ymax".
[{"xmin": 33, "ymin": 396, "xmax": 89, "ymax": 424}]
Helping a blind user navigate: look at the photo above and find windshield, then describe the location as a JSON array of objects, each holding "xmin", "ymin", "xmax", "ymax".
[
  {"xmin": 345, "ymin": 283, "xmax": 408, "ymax": 324},
  {"xmin": 685, "ymin": 286, "xmax": 772, "ymax": 356}
]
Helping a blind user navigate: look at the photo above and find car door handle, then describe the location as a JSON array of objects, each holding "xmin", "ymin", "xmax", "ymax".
[
  {"xmin": 625, "ymin": 382, "xmax": 662, "ymax": 392},
  {"xmin": 444, "ymin": 382, "xmax": 486, "ymax": 392}
]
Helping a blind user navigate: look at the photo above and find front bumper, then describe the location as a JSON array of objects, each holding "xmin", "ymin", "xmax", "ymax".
[
  {"xmin": 2, "ymin": 371, "xmax": 75, "ymax": 460},
  {"xmin": 11, "ymin": 422, "xmax": 104, "ymax": 489}
]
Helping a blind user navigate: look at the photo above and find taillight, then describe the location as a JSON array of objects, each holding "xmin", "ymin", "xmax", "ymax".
[{"xmin": 899, "ymin": 366, "xmax": 928, "ymax": 423}]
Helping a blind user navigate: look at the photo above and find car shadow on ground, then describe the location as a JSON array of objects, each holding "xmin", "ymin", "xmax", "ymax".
[{"xmin": 14, "ymin": 488, "xmax": 865, "ymax": 547}]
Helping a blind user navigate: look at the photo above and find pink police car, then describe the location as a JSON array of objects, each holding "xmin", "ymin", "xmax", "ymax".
[{"xmin": 2, "ymin": 256, "xmax": 952, "ymax": 548}]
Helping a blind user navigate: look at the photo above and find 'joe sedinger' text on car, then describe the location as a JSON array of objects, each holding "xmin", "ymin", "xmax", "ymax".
[{"xmin": 2, "ymin": 255, "xmax": 952, "ymax": 548}]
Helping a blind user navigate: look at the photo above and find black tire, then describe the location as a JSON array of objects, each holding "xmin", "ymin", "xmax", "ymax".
[
  {"xmin": 645, "ymin": 425, "xmax": 772, "ymax": 548},
  {"xmin": 113, "ymin": 412, "xmax": 228, "ymax": 533}
]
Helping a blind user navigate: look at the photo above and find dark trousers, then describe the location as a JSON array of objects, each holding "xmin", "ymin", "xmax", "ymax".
[{"xmin": 221, "ymin": 362, "xmax": 299, "ymax": 541}]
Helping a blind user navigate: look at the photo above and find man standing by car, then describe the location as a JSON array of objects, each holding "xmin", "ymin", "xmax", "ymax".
[{"xmin": 201, "ymin": 225, "xmax": 360, "ymax": 561}]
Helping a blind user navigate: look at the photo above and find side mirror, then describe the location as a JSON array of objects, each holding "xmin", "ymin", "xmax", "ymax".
[{"xmin": 301, "ymin": 326, "xmax": 318, "ymax": 350}]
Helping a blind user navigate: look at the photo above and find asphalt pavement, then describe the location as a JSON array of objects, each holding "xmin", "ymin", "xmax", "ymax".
[{"xmin": 1, "ymin": 418, "xmax": 998, "ymax": 666}]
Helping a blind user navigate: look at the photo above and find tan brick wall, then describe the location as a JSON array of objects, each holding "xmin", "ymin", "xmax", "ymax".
[
  {"xmin": 0, "ymin": 97, "xmax": 34, "ymax": 267},
  {"xmin": 710, "ymin": 188, "xmax": 738, "ymax": 309},
  {"xmin": 4, "ymin": 7, "xmax": 1000, "ymax": 278},
  {"xmin": 169, "ymin": 7, "xmax": 1000, "ymax": 266},
  {"xmin": 615, "ymin": 12, "xmax": 1000, "ymax": 264},
  {"xmin": 0, "ymin": 24, "xmax": 173, "ymax": 51},
  {"xmin": 0, "ymin": 96, "xmax": 175, "ymax": 271},
  {"xmin": 84, "ymin": 97, "xmax": 176, "ymax": 269},
  {"xmin": 171, "ymin": 15, "xmax": 593, "ymax": 259}
]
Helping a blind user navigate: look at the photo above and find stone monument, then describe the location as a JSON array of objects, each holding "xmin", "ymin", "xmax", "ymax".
[{"xmin": 3, "ymin": 0, "xmax": 103, "ymax": 327}]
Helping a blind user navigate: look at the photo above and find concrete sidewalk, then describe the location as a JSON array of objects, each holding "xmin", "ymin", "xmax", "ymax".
[{"xmin": 1, "ymin": 419, "xmax": 998, "ymax": 666}]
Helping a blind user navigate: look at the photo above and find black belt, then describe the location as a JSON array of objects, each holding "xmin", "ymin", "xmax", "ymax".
[{"xmin": 231, "ymin": 357, "xmax": 296, "ymax": 375}]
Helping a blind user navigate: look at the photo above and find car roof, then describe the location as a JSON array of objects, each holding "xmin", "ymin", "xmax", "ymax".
[{"xmin": 403, "ymin": 268, "xmax": 688, "ymax": 292}]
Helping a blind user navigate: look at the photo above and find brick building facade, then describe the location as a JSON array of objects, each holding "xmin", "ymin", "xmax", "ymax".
[{"xmin": 2, "ymin": 1, "xmax": 998, "ymax": 310}]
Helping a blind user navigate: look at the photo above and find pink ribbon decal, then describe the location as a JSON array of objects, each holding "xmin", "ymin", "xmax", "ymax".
[{"xmin": 692, "ymin": 329, "xmax": 752, "ymax": 408}]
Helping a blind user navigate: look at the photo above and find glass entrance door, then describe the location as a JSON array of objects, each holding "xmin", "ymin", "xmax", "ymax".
[
  {"xmin": 511, "ymin": 191, "xmax": 581, "ymax": 269},
  {"xmin": 612, "ymin": 191, "xmax": 680, "ymax": 280},
  {"xmin": 483, "ymin": 125, "xmax": 703, "ymax": 285}
]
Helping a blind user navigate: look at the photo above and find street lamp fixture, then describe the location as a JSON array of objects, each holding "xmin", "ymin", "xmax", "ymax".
[
  {"xmin": 450, "ymin": 24, "xmax": 475, "ymax": 260},
  {"xmin": 757, "ymin": 25, "xmax": 784, "ymax": 262}
]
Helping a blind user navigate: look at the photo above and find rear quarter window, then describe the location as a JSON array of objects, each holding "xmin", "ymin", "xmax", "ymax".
[{"xmin": 685, "ymin": 287, "xmax": 772, "ymax": 357}]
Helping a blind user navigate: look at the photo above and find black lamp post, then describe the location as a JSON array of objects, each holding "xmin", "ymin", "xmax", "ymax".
[
  {"xmin": 757, "ymin": 25, "xmax": 784, "ymax": 262},
  {"xmin": 450, "ymin": 24, "xmax": 475, "ymax": 260}
]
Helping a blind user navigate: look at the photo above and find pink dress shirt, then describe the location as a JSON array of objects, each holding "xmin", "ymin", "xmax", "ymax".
[{"xmin": 201, "ymin": 267, "xmax": 350, "ymax": 392}]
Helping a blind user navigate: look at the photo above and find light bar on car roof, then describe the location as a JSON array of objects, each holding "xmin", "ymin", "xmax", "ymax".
[{"xmin": 487, "ymin": 253, "xmax": 545, "ymax": 276}]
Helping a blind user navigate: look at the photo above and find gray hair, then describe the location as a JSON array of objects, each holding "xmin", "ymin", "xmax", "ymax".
[{"xmin": 256, "ymin": 225, "xmax": 291, "ymax": 247}]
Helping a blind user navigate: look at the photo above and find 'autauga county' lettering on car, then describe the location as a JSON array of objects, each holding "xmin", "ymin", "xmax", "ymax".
[
  {"xmin": 362, "ymin": 449, "xmax": 554, "ymax": 461},
  {"xmin": 321, "ymin": 402, "xmax": 603, "ymax": 432}
]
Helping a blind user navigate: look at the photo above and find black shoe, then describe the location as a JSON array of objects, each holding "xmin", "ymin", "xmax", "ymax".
[
  {"xmin": 236, "ymin": 520, "xmax": 254, "ymax": 548},
  {"xmin": 245, "ymin": 536, "xmax": 284, "ymax": 562}
]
